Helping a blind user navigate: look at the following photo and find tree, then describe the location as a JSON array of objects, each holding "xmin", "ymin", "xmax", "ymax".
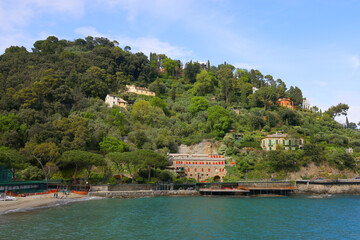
[
  {"xmin": 137, "ymin": 149, "xmax": 168, "ymax": 181},
  {"xmin": 217, "ymin": 67, "xmax": 235, "ymax": 104},
  {"xmin": 207, "ymin": 105, "xmax": 231, "ymax": 138},
  {"xmin": 22, "ymin": 142, "xmax": 60, "ymax": 184},
  {"xmin": 184, "ymin": 61, "xmax": 201, "ymax": 83},
  {"xmin": 107, "ymin": 151, "xmax": 142, "ymax": 182},
  {"xmin": 132, "ymin": 100, "xmax": 151, "ymax": 123},
  {"xmin": 188, "ymin": 96, "xmax": 209, "ymax": 115},
  {"xmin": 106, "ymin": 152, "xmax": 129, "ymax": 183},
  {"xmin": 254, "ymin": 87, "xmax": 277, "ymax": 110},
  {"xmin": 162, "ymin": 58, "xmax": 178, "ymax": 77},
  {"xmin": 99, "ymin": 136, "xmax": 129, "ymax": 154},
  {"xmin": 0, "ymin": 147, "xmax": 24, "ymax": 180},
  {"xmin": 288, "ymin": 86, "xmax": 303, "ymax": 106},
  {"xmin": 193, "ymin": 70, "xmax": 215, "ymax": 96},
  {"xmin": 60, "ymin": 150, "xmax": 104, "ymax": 183},
  {"xmin": 150, "ymin": 97, "xmax": 166, "ymax": 110},
  {"xmin": 324, "ymin": 103, "xmax": 350, "ymax": 120}
]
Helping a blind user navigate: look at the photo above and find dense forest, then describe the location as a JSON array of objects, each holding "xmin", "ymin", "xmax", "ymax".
[{"xmin": 0, "ymin": 36, "xmax": 360, "ymax": 184}]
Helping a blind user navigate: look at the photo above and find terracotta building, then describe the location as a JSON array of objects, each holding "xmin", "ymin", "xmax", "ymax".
[
  {"xmin": 105, "ymin": 94, "xmax": 128, "ymax": 109},
  {"xmin": 167, "ymin": 154, "xmax": 229, "ymax": 182},
  {"xmin": 125, "ymin": 85, "xmax": 155, "ymax": 96},
  {"xmin": 261, "ymin": 133, "xmax": 304, "ymax": 151},
  {"xmin": 277, "ymin": 98, "xmax": 294, "ymax": 110}
]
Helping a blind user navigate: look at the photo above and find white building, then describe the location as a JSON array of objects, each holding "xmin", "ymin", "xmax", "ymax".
[
  {"xmin": 105, "ymin": 94, "xmax": 128, "ymax": 109},
  {"xmin": 302, "ymin": 99, "xmax": 310, "ymax": 110},
  {"xmin": 252, "ymin": 87, "xmax": 259, "ymax": 94}
]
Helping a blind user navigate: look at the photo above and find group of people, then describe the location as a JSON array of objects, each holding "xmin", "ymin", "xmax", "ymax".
[{"xmin": 53, "ymin": 190, "xmax": 70, "ymax": 199}]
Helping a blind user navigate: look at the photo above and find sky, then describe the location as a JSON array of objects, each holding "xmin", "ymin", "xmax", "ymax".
[{"xmin": 1, "ymin": 0, "xmax": 360, "ymax": 124}]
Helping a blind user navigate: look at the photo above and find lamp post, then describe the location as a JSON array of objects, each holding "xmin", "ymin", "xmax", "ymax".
[{"xmin": 294, "ymin": 161, "xmax": 297, "ymax": 186}]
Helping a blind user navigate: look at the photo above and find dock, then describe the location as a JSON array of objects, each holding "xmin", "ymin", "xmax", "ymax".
[{"xmin": 198, "ymin": 181, "xmax": 297, "ymax": 196}]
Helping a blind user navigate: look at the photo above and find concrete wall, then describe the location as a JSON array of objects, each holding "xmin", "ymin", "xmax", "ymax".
[
  {"xmin": 297, "ymin": 180, "xmax": 360, "ymax": 194},
  {"xmin": 89, "ymin": 190, "xmax": 199, "ymax": 198}
]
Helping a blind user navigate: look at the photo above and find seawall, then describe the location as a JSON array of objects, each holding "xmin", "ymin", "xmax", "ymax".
[
  {"xmin": 296, "ymin": 180, "xmax": 360, "ymax": 194},
  {"xmin": 88, "ymin": 190, "xmax": 199, "ymax": 198}
]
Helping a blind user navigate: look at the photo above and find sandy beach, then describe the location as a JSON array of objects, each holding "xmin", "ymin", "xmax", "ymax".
[{"xmin": 0, "ymin": 192, "xmax": 87, "ymax": 215}]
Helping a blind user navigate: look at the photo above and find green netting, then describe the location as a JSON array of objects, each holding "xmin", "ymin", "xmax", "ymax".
[{"xmin": 0, "ymin": 166, "xmax": 12, "ymax": 182}]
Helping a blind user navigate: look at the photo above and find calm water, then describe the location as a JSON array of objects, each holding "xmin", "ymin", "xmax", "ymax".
[{"xmin": 1, "ymin": 195, "xmax": 360, "ymax": 239}]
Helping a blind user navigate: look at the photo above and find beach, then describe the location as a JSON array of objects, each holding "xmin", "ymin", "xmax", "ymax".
[{"xmin": 0, "ymin": 192, "xmax": 86, "ymax": 215}]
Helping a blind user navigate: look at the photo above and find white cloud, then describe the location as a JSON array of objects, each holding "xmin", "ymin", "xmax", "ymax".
[
  {"xmin": 116, "ymin": 36, "xmax": 193, "ymax": 59},
  {"xmin": 75, "ymin": 27, "xmax": 104, "ymax": 37},
  {"xmin": 74, "ymin": 27, "xmax": 193, "ymax": 60},
  {"xmin": 349, "ymin": 55, "xmax": 360, "ymax": 70},
  {"xmin": 0, "ymin": 0, "xmax": 85, "ymax": 31},
  {"xmin": 233, "ymin": 62, "xmax": 258, "ymax": 70}
]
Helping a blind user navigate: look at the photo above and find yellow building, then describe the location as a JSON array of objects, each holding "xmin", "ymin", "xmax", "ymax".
[
  {"xmin": 105, "ymin": 94, "xmax": 128, "ymax": 109},
  {"xmin": 261, "ymin": 133, "xmax": 303, "ymax": 150},
  {"xmin": 125, "ymin": 85, "xmax": 155, "ymax": 96}
]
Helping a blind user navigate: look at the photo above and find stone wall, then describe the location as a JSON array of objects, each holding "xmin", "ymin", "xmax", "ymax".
[
  {"xmin": 297, "ymin": 182, "xmax": 360, "ymax": 194},
  {"xmin": 89, "ymin": 190, "xmax": 199, "ymax": 198}
]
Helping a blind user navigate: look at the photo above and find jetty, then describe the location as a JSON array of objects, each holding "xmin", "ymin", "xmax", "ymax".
[{"xmin": 198, "ymin": 181, "xmax": 297, "ymax": 196}]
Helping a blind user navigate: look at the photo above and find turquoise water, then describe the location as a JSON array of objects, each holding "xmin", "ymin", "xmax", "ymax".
[{"xmin": 1, "ymin": 195, "xmax": 360, "ymax": 239}]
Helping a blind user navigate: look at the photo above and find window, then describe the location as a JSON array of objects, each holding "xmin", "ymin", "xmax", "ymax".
[
  {"xmin": 195, "ymin": 168, "xmax": 197, "ymax": 172},
  {"xmin": 190, "ymin": 174, "xmax": 192, "ymax": 176},
  {"xmin": 269, "ymin": 139, "xmax": 271, "ymax": 145},
  {"xmin": 188, "ymin": 168, "xmax": 190, "ymax": 172},
  {"xmin": 289, "ymin": 140, "xmax": 292, "ymax": 145},
  {"xmin": 283, "ymin": 140, "xmax": 285, "ymax": 145},
  {"xmin": 276, "ymin": 140, "xmax": 278, "ymax": 144},
  {"xmin": 201, "ymin": 168, "xmax": 204, "ymax": 172}
]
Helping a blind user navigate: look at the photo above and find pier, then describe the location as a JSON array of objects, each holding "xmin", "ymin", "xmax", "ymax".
[{"xmin": 198, "ymin": 181, "xmax": 297, "ymax": 196}]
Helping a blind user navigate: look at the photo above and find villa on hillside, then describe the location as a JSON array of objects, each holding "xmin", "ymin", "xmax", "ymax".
[
  {"xmin": 105, "ymin": 94, "xmax": 128, "ymax": 109},
  {"xmin": 167, "ymin": 154, "xmax": 231, "ymax": 182},
  {"xmin": 261, "ymin": 133, "xmax": 304, "ymax": 150},
  {"xmin": 277, "ymin": 98, "xmax": 295, "ymax": 110},
  {"xmin": 302, "ymin": 99, "xmax": 311, "ymax": 110},
  {"xmin": 125, "ymin": 85, "xmax": 155, "ymax": 96}
]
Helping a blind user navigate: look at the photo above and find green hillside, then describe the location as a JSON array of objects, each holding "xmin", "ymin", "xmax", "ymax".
[{"xmin": 0, "ymin": 36, "xmax": 359, "ymax": 183}]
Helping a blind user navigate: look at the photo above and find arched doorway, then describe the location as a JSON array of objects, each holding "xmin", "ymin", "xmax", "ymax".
[{"xmin": 213, "ymin": 175, "xmax": 220, "ymax": 182}]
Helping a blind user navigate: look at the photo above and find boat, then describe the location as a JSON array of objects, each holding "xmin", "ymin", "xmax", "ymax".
[{"xmin": 72, "ymin": 190, "xmax": 88, "ymax": 195}]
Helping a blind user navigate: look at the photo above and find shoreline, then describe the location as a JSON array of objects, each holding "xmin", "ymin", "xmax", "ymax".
[
  {"xmin": 0, "ymin": 192, "xmax": 90, "ymax": 215},
  {"xmin": 2, "ymin": 187, "xmax": 360, "ymax": 216}
]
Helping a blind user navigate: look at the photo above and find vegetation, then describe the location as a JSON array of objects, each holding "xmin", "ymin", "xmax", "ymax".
[{"xmin": 0, "ymin": 36, "xmax": 359, "ymax": 184}]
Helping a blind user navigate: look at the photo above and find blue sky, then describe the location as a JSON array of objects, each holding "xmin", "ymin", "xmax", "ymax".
[{"xmin": 1, "ymin": 0, "xmax": 360, "ymax": 124}]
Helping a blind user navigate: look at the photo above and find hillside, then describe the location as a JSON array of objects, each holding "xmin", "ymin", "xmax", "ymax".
[{"xmin": 0, "ymin": 36, "xmax": 360, "ymax": 183}]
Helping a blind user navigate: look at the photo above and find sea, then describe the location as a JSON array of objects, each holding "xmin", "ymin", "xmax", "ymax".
[{"xmin": 0, "ymin": 195, "xmax": 359, "ymax": 239}]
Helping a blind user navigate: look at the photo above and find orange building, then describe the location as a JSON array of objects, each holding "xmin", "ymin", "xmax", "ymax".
[{"xmin": 277, "ymin": 98, "xmax": 294, "ymax": 110}]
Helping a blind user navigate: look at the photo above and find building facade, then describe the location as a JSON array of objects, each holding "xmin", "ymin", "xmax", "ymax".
[
  {"xmin": 168, "ymin": 154, "xmax": 229, "ymax": 182},
  {"xmin": 105, "ymin": 94, "xmax": 128, "ymax": 109},
  {"xmin": 277, "ymin": 98, "xmax": 295, "ymax": 110},
  {"xmin": 302, "ymin": 99, "xmax": 310, "ymax": 110},
  {"xmin": 261, "ymin": 133, "xmax": 303, "ymax": 150},
  {"xmin": 125, "ymin": 85, "xmax": 155, "ymax": 96}
]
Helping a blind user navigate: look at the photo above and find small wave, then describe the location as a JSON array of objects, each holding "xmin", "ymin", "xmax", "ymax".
[{"xmin": 307, "ymin": 194, "xmax": 333, "ymax": 199}]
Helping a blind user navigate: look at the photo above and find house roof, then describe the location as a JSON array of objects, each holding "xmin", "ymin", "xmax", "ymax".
[{"xmin": 264, "ymin": 133, "xmax": 288, "ymax": 138}]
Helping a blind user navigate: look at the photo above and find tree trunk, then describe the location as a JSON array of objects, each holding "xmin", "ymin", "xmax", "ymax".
[
  {"xmin": 74, "ymin": 164, "xmax": 78, "ymax": 184},
  {"xmin": 148, "ymin": 165, "xmax": 151, "ymax": 181},
  {"xmin": 11, "ymin": 168, "xmax": 15, "ymax": 181},
  {"xmin": 33, "ymin": 155, "xmax": 48, "ymax": 186}
]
